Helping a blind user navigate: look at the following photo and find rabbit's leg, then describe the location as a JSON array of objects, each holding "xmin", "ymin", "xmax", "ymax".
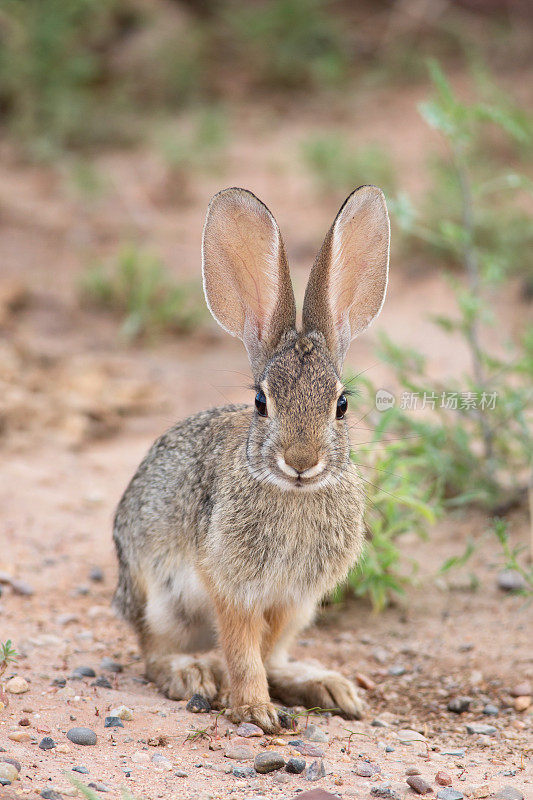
[
  {"xmin": 144, "ymin": 640, "xmax": 226, "ymax": 703},
  {"xmin": 264, "ymin": 605, "xmax": 365, "ymax": 720},
  {"xmin": 214, "ymin": 598, "xmax": 281, "ymax": 734}
]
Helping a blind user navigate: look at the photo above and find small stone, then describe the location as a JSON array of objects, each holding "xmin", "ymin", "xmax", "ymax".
[
  {"xmin": 104, "ymin": 716, "xmax": 123, "ymax": 728},
  {"xmin": 225, "ymin": 745, "xmax": 253, "ymax": 761},
  {"xmin": 305, "ymin": 759, "xmax": 326, "ymax": 781},
  {"xmin": 447, "ymin": 697, "xmax": 472, "ymax": 714},
  {"xmin": 110, "ymin": 705, "xmax": 133, "ymax": 721},
  {"xmin": 99, "ymin": 657, "xmax": 122, "ymax": 673},
  {"xmin": 372, "ymin": 647, "xmax": 389, "ymax": 664},
  {"xmin": 441, "ymin": 750, "xmax": 465, "ymax": 757},
  {"xmin": 286, "ymin": 757, "xmax": 306, "ymax": 774},
  {"xmin": 389, "ymin": 665, "xmax": 406, "ymax": 676},
  {"xmin": 92, "ymin": 676, "xmax": 112, "ymax": 689},
  {"xmin": 88, "ymin": 782, "xmax": 111, "ymax": 792},
  {"xmin": 235, "ymin": 723, "xmax": 263, "ymax": 737},
  {"xmin": 510, "ymin": 681, "xmax": 531, "ymax": 697},
  {"xmin": 436, "ymin": 772, "xmax": 452, "ymax": 786},
  {"xmin": 385, "ymin": 746, "xmax": 395, "ymax": 753},
  {"xmin": 483, "ymin": 704, "xmax": 499, "ymax": 716},
  {"xmin": 6, "ymin": 676, "xmax": 29, "ymax": 694},
  {"xmin": 72, "ymin": 766, "xmax": 89, "ymax": 774},
  {"xmin": 0, "ymin": 758, "xmax": 21, "ymax": 773},
  {"xmin": 270, "ymin": 736, "xmax": 287, "ymax": 746},
  {"xmin": 151, "ymin": 753, "xmax": 172, "ymax": 771},
  {"xmin": 0, "ymin": 764, "xmax": 19, "ymax": 783},
  {"xmin": 39, "ymin": 736, "xmax": 57, "ymax": 750},
  {"xmin": 186, "ymin": 693, "xmax": 211, "ymax": 713},
  {"xmin": 437, "ymin": 790, "xmax": 464, "ymax": 800},
  {"xmin": 355, "ymin": 672, "xmax": 376, "ymax": 690},
  {"xmin": 254, "ymin": 752, "xmax": 285, "ymax": 773},
  {"xmin": 513, "ymin": 695, "xmax": 531, "ymax": 711},
  {"xmin": 8, "ymin": 731, "xmax": 31, "ymax": 742},
  {"xmin": 59, "ymin": 788, "xmax": 77, "ymax": 797},
  {"xmin": 52, "ymin": 678, "xmax": 67, "ymax": 687},
  {"xmin": 89, "ymin": 566, "xmax": 104, "ymax": 582},
  {"xmin": 396, "ymin": 729, "xmax": 427, "ymax": 743},
  {"xmin": 232, "ymin": 765, "xmax": 257, "ymax": 778},
  {"xmin": 131, "ymin": 751, "xmax": 150, "ymax": 764},
  {"xmin": 356, "ymin": 762, "xmax": 381, "ymax": 777},
  {"xmin": 302, "ymin": 724, "xmax": 328, "ymax": 743},
  {"xmin": 492, "ymin": 787, "xmax": 524, "ymax": 800},
  {"xmin": 11, "ymin": 579, "xmax": 34, "ymax": 596},
  {"xmin": 57, "ymin": 613, "xmax": 79, "ymax": 626},
  {"xmin": 407, "ymin": 776, "xmax": 432, "ymax": 794},
  {"xmin": 465, "ymin": 723, "xmax": 496, "ymax": 736},
  {"xmin": 371, "ymin": 786, "xmax": 399, "ymax": 799},
  {"xmin": 0, "ymin": 780, "xmax": 12, "ymax": 787},
  {"xmin": 471, "ymin": 785, "xmax": 490, "ymax": 798},
  {"xmin": 291, "ymin": 742, "xmax": 325, "ymax": 757},
  {"xmin": 293, "ymin": 793, "xmax": 343, "ymax": 800},
  {"xmin": 497, "ymin": 569, "xmax": 526, "ymax": 592},
  {"xmin": 372, "ymin": 717, "xmax": 390, "ymax": 728},
  {"xmin": 406, "ymin": 768, "xmax": 421, "ymax": 776},
  {"xmin": 41, "ymin": 790, "xmax": 62, "ymax": 800},
  {"xmin": 67, "ymin": 727, "xmax": 97, "ymax": 746},
  {"xmin": 18, "ymin": 717, "xmax": 30, "ymax": 726},
  {"xmin": 71, "ymin": 666, "xmax": 96, "ymax": 679}
]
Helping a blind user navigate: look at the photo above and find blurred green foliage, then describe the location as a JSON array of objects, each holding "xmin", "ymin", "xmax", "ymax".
[
  {"xmin": 80, "ymin": 246, "xmax": 204, "ymax": 341},
  {"xmin": 301, "ymin": 136, "xmax": 397, "ymax": 196}
]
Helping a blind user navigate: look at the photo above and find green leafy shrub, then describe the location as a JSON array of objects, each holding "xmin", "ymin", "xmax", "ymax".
[
  {"xmin": 80, "ymin": 246, "xmax": 204, "ymax": 341},
  {"xmin": 0, "ymin": 640, "xmax": 18, "ymax": 676}
]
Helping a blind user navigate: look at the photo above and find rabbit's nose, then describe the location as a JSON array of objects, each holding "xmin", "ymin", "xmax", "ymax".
[{"xmin": 283, "ymin": 444, "xmax": 320, "ymax": 475}]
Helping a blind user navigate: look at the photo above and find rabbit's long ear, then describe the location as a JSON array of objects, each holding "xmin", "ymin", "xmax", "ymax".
[
  {"xmin": 302, "ymin": 185, "xmax": 390, "ymax": 370},
  {"xmin": 202, "ymin": 188, "xmax": 296, "ymax": 377}
]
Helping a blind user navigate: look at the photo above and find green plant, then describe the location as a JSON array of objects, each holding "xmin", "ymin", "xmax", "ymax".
[
  {"xmin": 492, "ymin": 517, "xmax": 533, "ymax": 593},
  {"xmin": 302, "ymin": 136, "xmax": 397, "ymax": 196},
  {"xmin": 69, "ymin": 777, "xmax": 143, "ymax": 800},
  {"xmin": 80, "ymin": 246, "xmax": 204, "ymax": 341},
  {"xmin": 222, "ymin": 0, "xmax": 348, "ymax": 91},
  {"xmin": 0, "ymin": 640, "xmax": 18, "ymax": 676}
]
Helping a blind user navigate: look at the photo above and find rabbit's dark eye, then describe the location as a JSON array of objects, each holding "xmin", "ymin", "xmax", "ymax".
[
  {"xmin": 255, "ymin": 390, "xmax": 268, "ymax": 417},
  {"xmin": 336, "ymin": 393, "xmax": 348, "ymax": 419}
]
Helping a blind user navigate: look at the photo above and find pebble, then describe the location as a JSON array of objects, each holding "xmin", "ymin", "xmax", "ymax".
[
  {"xmin": 471, "ymin": 785, "xmax": 490, "ymax": 798},
  {"xmin": 99, "ymin": 657, "xmax": 123, "ymax": 673},
  {"xmin": 437, "ymin": 790, "xmax": 464, "ymax": 800},
  {"xmin": 492, "ymin": 788, "xmax": 524, "ymax": 800},
  {"xmin": 356, "ymin": 762, "xmax": 381, "ymax": 777},
  {"xmin": 465, "ymin": 723, "xmax": 496, "ymax": 736},
  {"xmin": 67, "ymin": 727, "xmax": 97, "ymax": 746},
  {"xmin": 71, "ymin": 666, "xmax": 96, "ymax": 679},
  {"xmin": 88, "ymin": 782, "xmax": 111, "ymax": 792},
  {"xmin": 52, "ymin": 678, "xmax": 67, "ymax": 688},
  {"xmin": 385, "ymin": 746, "xmax": 395, "ymax": 753},
  {"xmin": 0, "ymin": 764, "xmax": 19, "ymax": 783},
  {"xmin": 513, "ymin": 695, "xmax": 531, "ymax": 711},
  {"xmin": 232, "ymin": 765, "xmax": 257, "ymax": 778},
  {"xmin": 302, "ymin": 724, "xmax": 328, "ymax": 743},
  {"xmin": 371, "ymin": 786, "xmax": 399, "ymax": 799},
  {"xmin": 72, "ymin": 766, "xmax": 89, "ymax": 774},
  {"xmin": 11, "ymin": 579, "xmax": 34, "ymax": 596},
  {"xmin": 186, "ymin": 693, "xmax": 211, "ymax": 713},
  {"xmin": 388, "ymin": 665, "xmax": 406, "ymax": 676},
  {"xmin": 407, "ymin": 776, "xmax": 432, "ymax": 794},
  {"xmin": 497, "ymin": 569, "xmax": 526, "ymax": 592},
  {"xmin": 6, "ymin": 676, "xmax": 29, "ymax": 694},
  {"xmin": 8, "ymin": 731, "xmax": 31, "ymax": 742},
  {"xmin": 0, "ymin": 758, "xmax": 21, "ymax": 773},
  {"xmin": 436, "ymin": 772, "xmax": 452, "ymax": 786},
  {"xmin": 355, "ymin": 671, "xmax": 376, "ymax": 690},
  {"xmin": 104, "ymin": 716, "xmax": 123, "ymax": 728},
  {"xmin": 305, "ymin": 759, "xmax": 326, "ymax": 781},
  {"xmin": 447, "ymin": 697, "xmax": 471, "ymax": 713},
  {"xmin": 441, "ymin": 750, "xmax": 465, "ymax": 757},
  {"xmin": 41, "ymin": 790, "xmax": 62, "ymax": 800},
  {"xmin": 483, "ymin": 704, "xmax": 499, "ymax": 716},
  {"xmin": 396, "ymin": 729, "xmax": 427, "ymax": 743},
  {"xmin": 39, "ymin": 736, "xmax": 57, "ymax": 750},
  {"xmin": 510, "ymin": 681, "xmax": 531, "ymax": 697},
  {"xmin": 286, "ymin": 757, "xmax": 306, "ymax": 774},
  {"xmin": 235, "ymin": 723, "xmax": 263, "ymax": 737},
  {"xmin": 131, "ymin": 751, "xmax": 150, "ymax": 764},
  {"xmin": 175, "ymin": 769, "xmax": 189, "ymax": 777},
  {"xmin": 225, "ymin": 745, "xmax": 253, "ymax": 761},
  {"xmin": 371, "ymin": 717, "xmax": 389, "ymax": 728},
  {"xmin": 151, "ymin": 753, "xmax": 172, "ymax": 771},
  {"xmin": 291, "ymin": 742, "xmax": 325, "ymax": 757},
  {"xmin": 92, "ymin": 676, "xmax": 112, "ymax": 689},
  {"xmin": 406, "ymin": 768, "xmax": 421, "ymax": 776},
  {"xmin": 111, "ymin": 705, "xmax": 133, "ymax": 721},
  {"xmin": 254, "ymin": 752, "xmax": 285, "ymax": 773},
  {"xmin": 89, "ymin": 566, "xmax": 104, "ymax": 582}
]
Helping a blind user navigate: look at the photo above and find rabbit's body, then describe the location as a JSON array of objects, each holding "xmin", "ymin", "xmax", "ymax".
[{"xmin": 113, "ymin": 186, "xmax": 390, "ymax": 732}]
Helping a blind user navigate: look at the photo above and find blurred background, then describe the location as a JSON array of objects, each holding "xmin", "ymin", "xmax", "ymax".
[{"xmin": 0, "ymin": 0, "xmax": 532, "ymax": 607}]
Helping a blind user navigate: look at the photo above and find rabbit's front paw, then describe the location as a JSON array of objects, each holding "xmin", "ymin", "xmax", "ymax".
[{"xmin": 230, "ymin": 702, "xmax": 281, "ymax": 734}]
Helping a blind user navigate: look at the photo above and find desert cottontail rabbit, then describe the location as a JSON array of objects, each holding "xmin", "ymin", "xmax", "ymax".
[{"xmin": 113, "ymin": 185, "xmax": 390, "ymax": 732}]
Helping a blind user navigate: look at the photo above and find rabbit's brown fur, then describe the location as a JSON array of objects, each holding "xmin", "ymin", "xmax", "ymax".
[{"xmin": 113, "ymin": 186, "xmax": 390, "ymax": 731}]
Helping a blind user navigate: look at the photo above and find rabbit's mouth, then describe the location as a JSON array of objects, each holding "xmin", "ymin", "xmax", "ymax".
[{"xmin": 275, "ymin": 455, "xmax": 327, "ymax": 489}]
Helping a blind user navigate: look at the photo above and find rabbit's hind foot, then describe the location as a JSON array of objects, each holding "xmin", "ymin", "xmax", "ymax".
[
  {"xmin": 268, "ymin": 660, "xmax": 365, "ymax": 720},
  {"xmin": 146, "ymin": 652, "xmax": 226, "ymax": 704}
]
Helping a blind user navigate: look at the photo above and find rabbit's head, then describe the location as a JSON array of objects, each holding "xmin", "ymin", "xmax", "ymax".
[{"xmin": 202, "ymin": 186, "xmax": 389, "ymax": 490}]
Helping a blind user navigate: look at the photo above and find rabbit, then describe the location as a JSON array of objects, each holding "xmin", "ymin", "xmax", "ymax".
[{"xmin": 113, "ymin": 185, "xmax": 390, "ymax": 733}]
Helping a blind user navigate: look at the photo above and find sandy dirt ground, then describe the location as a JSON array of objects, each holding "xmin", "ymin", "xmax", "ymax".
[{"xmin": 0, "ymin": 87, "xmax": 532, "ymax": 800}]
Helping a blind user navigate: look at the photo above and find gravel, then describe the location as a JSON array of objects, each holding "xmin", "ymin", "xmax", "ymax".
[
  {"xmin": 254, "ymin": 752, "xmax": 285, "ymax": 773},
  {"xmin": 492, "ymin": 788, "xmax": 524, "ymax": 800},
  {"xmin": 39, "ymin": 736, "xmax": 56, "ymax": 750},
  {"xmin": 483, "ymin": 704, "xmax": 499, "ymax": 716},
  {"xmin": 285, "ymin": 757, "xmax": 306, "ymax": 774},
  {"xmin": 235, "ymin": 723, "xmax": 263, "ymax": 737},
  {"xmin": 110, "ymin": 706, "xmax": 133, "ymax": 720},
  {"xmin": 99, "ymin": 657, "xmax": 123, "ymax": 673},
  {"xmin": 305, "ymin": 759, "xmax": 326, "ymax": 781},
  {"xmin": 437, "ymin": 790, "xmax": 464, "ymax": 800},
  {"xmin": 186, "ymin": 693, "xmax": 211, "ymax": 713},
  {"xmin": 71, "ymin": 666, "xmax": 96, "ymax": 679},
  {"xmin": 225, "ymin": 745, "xmax": 253, "ymax": 762},
  {"xmin": 301, "ymin": 724, "xmax": 328, "ymax": 742},
  {"xmin": 92, "ymin": 676, "xmax": 112, "ymax": 689},
  {"xmin": 89, "ymin": 566, "xmax": 104, "ymax": 582},
  {"xmin": 407, "ymin": 776, "xmax": 432, "ymax": 794},
  {"xmin": 88, "ymin": 782, "xmax": 111, "ymax": 792},
  {"xmin": 465, "ymin": 723, "xmax": 497, "ymax": 735},
  {"xmin": 290, "ymin": 742, "xmax": 325, "ymax": 758},
  {"xmin": 6, "ymin": 676, "xmax": 29, "ymax": 694},
  {"xmin": 67, "ymin": 727, "xmax": 97, "ymax": 746},
  {"xmin": 447, "ymin": 697, "xmax": 472, "ymax": 713},
  {"xmin": 71, "ymin": 766, "xmax": 89, "ymax": 774},
  {"xmin": 232, "ymin": 765, "xmax": 257, "ymax": 778},
  {"xmin": 104, "ymin": 716, "xmax": 123, "ymax": 728}
]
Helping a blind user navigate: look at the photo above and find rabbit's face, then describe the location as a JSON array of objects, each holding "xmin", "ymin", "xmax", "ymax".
[{"xmin": 246, "ymin": 332, "xmax": 351, "ymax": 491}]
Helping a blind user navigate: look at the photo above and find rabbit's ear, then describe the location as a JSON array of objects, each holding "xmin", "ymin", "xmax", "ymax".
[
  {"xmin": 302, "ymin": 185, "xmax": 390, "ymax": 370},
  {"xmin": 202, "ymin": 188, "xmax": 296, "ymax": 376}
]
